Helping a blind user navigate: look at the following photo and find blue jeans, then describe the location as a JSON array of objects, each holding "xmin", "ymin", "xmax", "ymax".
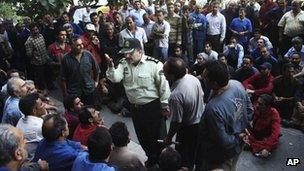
[{"xmin": 153, "ymin": 47, "xmax": 168, "ymax": 62}]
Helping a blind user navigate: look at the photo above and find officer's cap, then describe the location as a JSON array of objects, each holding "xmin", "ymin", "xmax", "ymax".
[{"xmin": 119, "ymin": 38, "xmax": 141, "ymax": 54}]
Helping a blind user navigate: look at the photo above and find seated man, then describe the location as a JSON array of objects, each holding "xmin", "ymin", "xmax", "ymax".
[
  {"xmin": 16, "ymin": 93, "xmax": 47, "ymax": 161},
  {"xmin": 247, "ymin": 94, "xmax": 281, "ymax": 157},
  {"xmin": 255, "ymin": 46, "xmax": 279, "ymax": 76},
  {"xmin": 273, "ymin": 63, "xmax": 299, "ymax": 121},
  {"xmin": 197, "ymin": 42, "xmax": 218, "ymax": 62},
  {"xmin": 72, "ymin": 127, "xmax": 116, "ymax": 171},
  {"xmin": 159, "ymin": 147, "xmax": 188, "ymax": 171},
  {"xmin": 108, "ymin": 122, "xmax": 144, "ymax": 169},
  {"xmin": 0, "ymin": 124, "xmax": 28, "ymax": 171},
  {"xmin": 223, "ymin": 36, "xmax": 244, "ymax": 69},
  {"xmin": 243, "ymin": 62, "xmax": 274, "ymax": 100},
  {"xmin": 2, "ymin": 77, "xmax": 28, "ymax": 126},
  {"xmin": 33, "ymin": 114, "xmax": 85, "ymax": 171},
  {"xmin": 233, "ymin": 55, "xmax": 259, "ymax": 82},
  {"xmin": 218, "ymin": 54, "xmax": 235, "ymax": 77},
  {"xmin": 248, "ymin": 29, "xmax": 273, "ymax": 53},
  {"xmin": 171, "ymin": 45, "xmax": 191, "ymax": 67},
  {"xmin": 291, "ymin": 52, "xmax": 304, "ymax": 75},
  {"xmin": 63, "ymin": 95, "xmax": 83, "ymax": 139},
  {"xmin": 73, "ymin": 106, "xmax": 103, "ymax": 146},
  {"xmin": 284, "ymin": 36, "xmax": 304, "ymax": 64},
  {"xmin": 288, "ymin": 80, "xmax": 304, "ymax": 132}
]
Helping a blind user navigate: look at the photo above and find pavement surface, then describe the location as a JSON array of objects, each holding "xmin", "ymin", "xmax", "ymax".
[{"xmin": 49, "ymin": 88, "xmax": 304, "ymax": 171}]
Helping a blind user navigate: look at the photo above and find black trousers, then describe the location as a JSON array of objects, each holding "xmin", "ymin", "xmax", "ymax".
[
  {"xmin": 176, "ymin": 124, "xmax": 199, "ymax": 170},
  {"xmin": 207, "ymin": 34, "xmax": 222, "ymax": 53},
  {"xmin": 130, "ymin": 99, "xmax": 167, "ymax": 164}
]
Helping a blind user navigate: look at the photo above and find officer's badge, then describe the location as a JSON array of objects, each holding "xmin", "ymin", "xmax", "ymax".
[{"xmin": 124, "ymin": 40, "xmax": 130, "ymax": 48}]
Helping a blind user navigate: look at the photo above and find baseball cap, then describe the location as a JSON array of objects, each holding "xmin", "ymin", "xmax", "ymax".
[
  {"xmin": 260, "ymin": 62, "xmax": 272, "ymax": 70},
  {"xmin": 119, "ymin": 38, "xmax": 141, "ymax": 54},
  {"xmin": 85, "ymin": 23, "xmax": 96, "ymax": 31}
]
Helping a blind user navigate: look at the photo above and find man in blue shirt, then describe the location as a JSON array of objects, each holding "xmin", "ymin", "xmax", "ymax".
[
  {"xmin": 72, "ymin": 127, "xmax": 116, "ymax": 171},
  {"xmin": 189, "ymin": 5, "xmax": 207, "ymax": 57},
  {"xmin": 33, "ymin": 114, "xmax": 85, "ymax": 171},
  {"xmin": 196, "ymin": 61, "xmax": 253, "ymax": 170},
  {"xmin": 255, "ymin": 46, "xmax": 279, "ymax": 76},
  {"xmin": 2, "ymin": 77, "xmax": 28, "ymax": 126},
  {"xmin": 230, "ymin": 8, "xmax": 252, "ymax": 50}
]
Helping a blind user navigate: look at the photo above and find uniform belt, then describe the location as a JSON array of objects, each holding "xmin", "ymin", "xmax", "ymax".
[{"xmin": 131, "ymin": 99, "xmax": 159, "ymax": 109}]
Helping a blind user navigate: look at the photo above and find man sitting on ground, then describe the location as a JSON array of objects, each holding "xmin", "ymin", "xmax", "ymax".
[
  {"xmin": 33, "ymin": 114, "xmax": 85, "ymax": 171},
  {"xmin": 72, "ymin": 127, "xmax": 116, "ymax": 171},
  {"xmin": 73, "ymin": 106, "xmax": 103, "ymax": 146},
  {"xmin": 108, "ymin": 122, "xmax": 145, "ymax": 170},
  {"xmin": 243, "ymin": 62, "xmax": 274, "ymax": 100},
  {"xmin": 16, "ymin": 93, "xmax": 47, "ymax": 160},
  {"xmin": 247, "ymin": 94, "xmax": 281, "ymax": 158}
]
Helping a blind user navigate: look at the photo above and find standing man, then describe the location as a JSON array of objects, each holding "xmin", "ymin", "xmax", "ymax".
[
  {"xmin": 278, "ymin": 0, "xmax": 304, "ymax": 54},
  {"xmin": 151, "ymin": 10, "xmax": 170, "ymax": 62},
  {"xmin": 60, "ymin": 37, "xmax": 100, "ymax": 106},
  {"xmin": 189, "ymin": 5, "xmax": 207, "ymax": 57},
  {"xmin": 119, "ymin": 16, "xmax": 147, "ymax": 49},
  {"xmin": 105, "ymin": 38, "xmax": 170, "ymax": 168},
  {"xmin": 130, "ymin": 0, "xmax": 147, "ymax": 26},
  {"xmin": 166, "ymin": 2, "xmax": 182, "ymax": 56},
  {"xmin": 206, "ymin": 1, "xmax": 226, "ymax": 53},
  {"xmin": 163, "ymin": 58, "xmax": 204, "ymax": 170},
  {"xmin": 25, "ymin": 23, "xmax": 52, "ymax": 90},
  {"xmin": 196, "ymin": 60, "xmax": 253, "ymax": 171}
]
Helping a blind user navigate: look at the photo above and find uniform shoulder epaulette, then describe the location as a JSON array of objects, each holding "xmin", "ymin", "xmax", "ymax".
[{"xmin": 146, "ymin": 57, "xmax": 160, "ymax": 64}]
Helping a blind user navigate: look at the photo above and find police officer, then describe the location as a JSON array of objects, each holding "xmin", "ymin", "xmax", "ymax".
[{"xmin": 105, "ymin": 38, "xmax": 170, "ymax": 167}]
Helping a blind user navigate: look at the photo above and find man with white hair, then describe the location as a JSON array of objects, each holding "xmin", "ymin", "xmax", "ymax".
[
  {"xmin": 1, "ymin": 77, "xmax": 28, "ymax": 126},
  {"xmin": 0, "ymin": 124, "xmax": 28, "ymax": 171}
]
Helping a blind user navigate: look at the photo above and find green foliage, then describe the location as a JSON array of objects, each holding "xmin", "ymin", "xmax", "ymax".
[{"xmin": 0, "ymin": 2, "xmax": 18, "ymax": 20}]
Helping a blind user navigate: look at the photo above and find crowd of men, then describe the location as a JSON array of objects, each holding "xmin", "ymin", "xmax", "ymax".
[{"xmin": 1, "ymin": 0, "xmax": 304, "ymax": 170}]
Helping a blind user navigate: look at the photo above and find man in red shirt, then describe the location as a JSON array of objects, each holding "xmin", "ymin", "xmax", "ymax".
[
  {"xmin": 243, "ymin": 62, "xmax": 274, "ymax": 100},
  {"xmin": 80, "ymin": 23, "xmax": 101, "ymax": 64},
  {"xmin": 73, "ymin": 105, "xmax": 103, "ymax": 146},
  {"xmin": 48, "ymin": 28, "xmax": 72, "ymax": 64},
  {"xmin": 247, "ymin": 94, "xmax": 281, "ymax": 157}
]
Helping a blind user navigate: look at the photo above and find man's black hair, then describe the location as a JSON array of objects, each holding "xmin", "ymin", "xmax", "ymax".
[
  {"xmin": 109, "ymin": 122, "xmax": 129, "ymax": 147},
  {"xmin": 259, "ymin": 94, "xmax": 274, "ymax": 106},
  {"xmin": 29, "ymin": 22, "xmax": 38, "ymax": 30},
  {"xmin": 78, "ymin": 105, "xmax": 95, "ymax": 125},
  {"xmin": 88, "ymin": 127, "xmax": 112, "ymax": 162},
  {"xmin": 243, "ymin": 55, "xmax": 253, "ymax": 62},
  {"xmin": 90, "ymin": 12, "xmax": 98, "ymax": 19},
  {"xmin": 63, "ymin": 94, "xmax": 78, "ymax": 112},
  {"xmin": 166, "ymin": 57, "xmax": 187, "ymax": 80},
  {"xmin": 42, "ymin": 114, "xmax": 67, "ymax": 142},
  {"xmin": 19, "ymin": 93, "xmax": 40, "ymax": 117},
  {"xmin": 159, "ymin": 147, "xmax": 182, "ymax": 171},
  {"xmin": 204, "ymin": 60, "xmax": 229, "ymax": 87}
]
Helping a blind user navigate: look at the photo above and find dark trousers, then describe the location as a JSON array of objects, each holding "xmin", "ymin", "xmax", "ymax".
[
  {"xmin": 207, "ymin": 34, "xmax": 222, "ymax": 53},
  {"xmin": 32, "ymin": 64, "xmax": 53, "ymax": 90},
  {"xmin": 176, "ymin": 124, "xmax": 199, "ymax": 170},
  {"xmin": 130, "ymin": 99, "xmax": 167, "ymax": 164}
]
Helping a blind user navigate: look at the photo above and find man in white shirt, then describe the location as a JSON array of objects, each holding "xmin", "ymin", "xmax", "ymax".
[
  {"xmin": 278, "ymin": 0, "xmax": 304, "ymax": 54},
  {"xmin": 16, "ymin": 93, "xmax": 47, "ymax": 160},
  {"xmin": 119, "ymin": 16, "xmax": 147, "ymax": 49},
  {"xmin": 206, "ymin": 1, "xmax": 226, "ymax": 52},
  {"xmin": 151, "ymin": 10, "xmax": 171, "ymax": 62},
  {"xmin": 142, "ymin": 13, "xmax": 155, "ymax": 56}
]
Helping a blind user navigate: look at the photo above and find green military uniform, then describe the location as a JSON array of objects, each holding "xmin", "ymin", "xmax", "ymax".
[
  {"xmin": 106, "ymin": 46, "xmax": 170, "ymax": 166},
  {"xmin": 106, "ymin": 55, "xmax": 170, "ymax": 105}
]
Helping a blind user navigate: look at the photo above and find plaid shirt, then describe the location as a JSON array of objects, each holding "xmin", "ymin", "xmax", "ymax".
[{"xmin": 25, "ymin": 34, "xmax": 49, "ymax": 65}]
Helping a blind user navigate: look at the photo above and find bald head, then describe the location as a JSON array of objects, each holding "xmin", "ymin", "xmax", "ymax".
[{"xmin": 164, "ymin": 58, "xmax": 187, "ymax": 83}]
